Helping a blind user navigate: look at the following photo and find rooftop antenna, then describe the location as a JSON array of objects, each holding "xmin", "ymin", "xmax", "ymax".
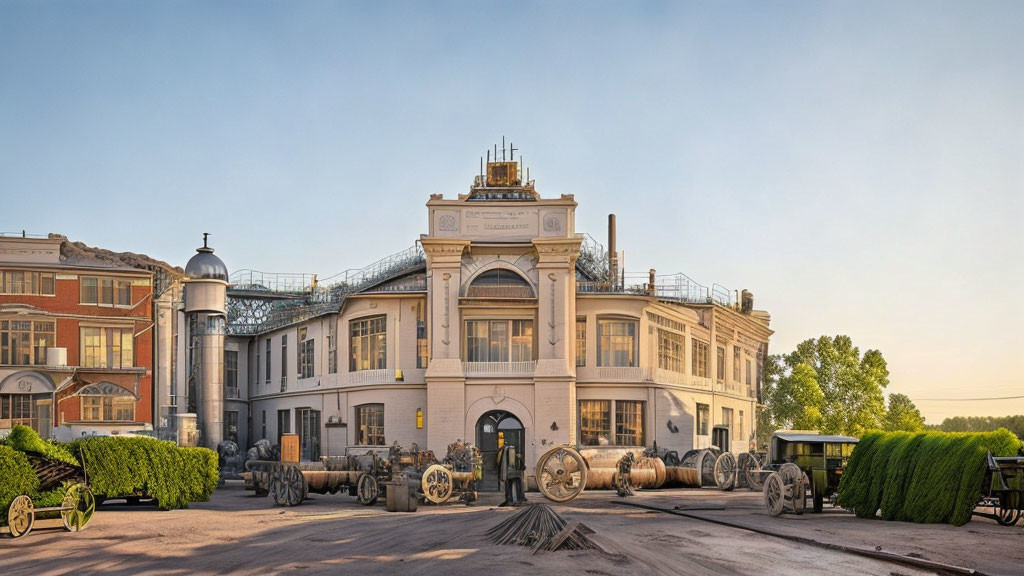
[
  {"xmin": 502, "ymin": 136, "xmax": 506, "ymax": 161},
  {"xmin": 480, "ymin": 156, "xmax": 484, "ymax": 183},
  {"xmin": 202, "ymin": 232, "xmax": 209, "ymax": 248},
  {"xmin": 510, "ymin": 142, "xmax": 517, "ymax": 161},
  {"xmin": 494, "ymin": 144, "xmax": 498, "ymax": 162}
]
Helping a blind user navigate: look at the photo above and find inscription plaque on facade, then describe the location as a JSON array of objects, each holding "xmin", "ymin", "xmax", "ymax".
[{"xmin": 462, "ymin": 208, "xmax": 539, "ymax": 240}]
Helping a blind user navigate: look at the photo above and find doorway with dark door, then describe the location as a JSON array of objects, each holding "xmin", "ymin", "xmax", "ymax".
[
  {"xmin": 476, "ymin": 411, "xmax": 524, "ymax": 492},
  {"xmin": 712, "ymin": 426, "xmax": 730, "ymax": 451}
]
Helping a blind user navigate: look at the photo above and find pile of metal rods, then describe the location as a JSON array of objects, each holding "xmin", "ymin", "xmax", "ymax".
[{"xmin": 485, "ymin": 504, "xmax": 600, "ymax": 553}]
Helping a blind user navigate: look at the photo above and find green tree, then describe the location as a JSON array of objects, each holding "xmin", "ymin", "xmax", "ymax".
[
  {"xmin": 881, "ymin": 393, "xmax": 925, "ymax": 431},
  {"xmin": 761, "ymin": 335, "xmax": 888, "ymax": 438}
]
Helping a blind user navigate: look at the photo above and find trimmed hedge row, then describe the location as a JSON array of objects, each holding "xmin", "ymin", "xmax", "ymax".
[
  {"xmin": 3, "ymin": 424, "xmax": 80, "ymax": 467},
  {"xmin": 837, "ymin": 428, "xmax": 1021, "ymax": 525},
  {"xmin": 0, "ymin": 444, "xmax": 39, "ymax": 513},
  {"xmin": 70, "ymin": 436, "xmax": 219, "ymax": 510}
]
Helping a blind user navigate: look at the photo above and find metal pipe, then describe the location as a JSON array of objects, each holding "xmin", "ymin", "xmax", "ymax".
[{"xmin": 608, "ymin": 214, "xmax": 617, "ymax": 284}]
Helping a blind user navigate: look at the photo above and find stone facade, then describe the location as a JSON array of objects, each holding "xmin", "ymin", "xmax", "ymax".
[{"xmin": 205, "ymin": 154, "xmax": 773, "ymax": 489}]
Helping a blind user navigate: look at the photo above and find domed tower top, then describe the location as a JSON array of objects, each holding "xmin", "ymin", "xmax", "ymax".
[{"xmin": 185, "ymin": 233, "xmax": 228, "ymax": 282}]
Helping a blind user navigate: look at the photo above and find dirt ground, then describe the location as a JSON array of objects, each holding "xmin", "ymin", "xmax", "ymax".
[{"xmin": 2, "ymin": 482, "xmax": 1022, "ymax": 576}]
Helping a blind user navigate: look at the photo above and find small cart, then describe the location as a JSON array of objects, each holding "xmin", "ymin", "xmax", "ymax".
[
  {"xmin": 4, "ymin": 451, "xmax": 95, "ymax": 539},
  {"xmin": 975, "ymin": 453, "xmax": 1024, "ymax": 526}
]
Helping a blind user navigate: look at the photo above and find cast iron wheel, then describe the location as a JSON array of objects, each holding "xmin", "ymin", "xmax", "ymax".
[
  {"xmin": 713, "ymin": 452, "xmax": 737, "ymax": 491},
  {"xmin": 7, "ymin": 494, "xmax": 34, "ymax": 539},
  {"xmin": 421, "ymin": 465, "xmax": 453, "ymax": 504},
  {"xmin": 763, "ymin": 472, "xmax": 785, "ymax": 517},
  {"xmin": 535, "ymin": 446, "xmax": 588, "ymax": 503},
  {"xmin": 61, "ymin": 484, "xmax": 96, "ymax": 532},
  {"xmin": 356, "ymin": 474, "xmax": 380, "ymax": 506},
  {"xmin": 272, "ymin": 464, "xmax": 305, "ymax": 506}
]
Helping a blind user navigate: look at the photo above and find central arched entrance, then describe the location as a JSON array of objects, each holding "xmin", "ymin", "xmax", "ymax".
[{"xmin": 476, "ymin": 410, "xmax": 524, "ymax": 491}]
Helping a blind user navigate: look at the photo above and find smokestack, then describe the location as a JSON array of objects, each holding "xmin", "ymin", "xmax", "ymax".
[{"xmin": 608, "ymin": 214, "xmax": 617, "ymax": 285}]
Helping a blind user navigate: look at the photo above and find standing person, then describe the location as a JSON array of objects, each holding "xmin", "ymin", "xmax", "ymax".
[{"xmin": 498, "ymin": 443, "xmax": 527, "ymax": 507}]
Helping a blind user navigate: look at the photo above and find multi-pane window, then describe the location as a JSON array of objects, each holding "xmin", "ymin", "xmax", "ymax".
[
  {"xmin": 280, "ymin": 335, "xmax": 288, "ymax": 391},
  {"xmin": 615, "ymin": 400, "xmax": 645, "ymax": 446},
  {"xmin": 265, "ymin": 339, "xmax": 271, "ymax": 385},
  {"xmin": 298, "ymin": 408, "xmax": 321, "ymax": 461},
  {"xmin": 0, "ymin": 394, "xmax": 37, "ymax": 426},
  {"xmin": 299, "ymin": 338, "xmax": 314, "ymax": 379},
  {"xmin": 224, "ymin": 350, "xmax": 238, "ymax": 397},
  {"xmin": 224, "ymin": 411, "xmax": 239, "ymax": 444},
  {"xmin": 579, "ymin": 400, "xmax": 646, "ymax": 446},
  {"xmin": 733, "ymin": 346, "xmax": 741, "ymax": 381},
  {"xmin": 597, "ymin": 319, "xmax": 637, "ymax": 367},
  {"xmin": 327, "ymin": 320, "xmax": 338, "ymax": 374},
  {"xmin": 80, "ymin": 327, "xmax": 133, "ymax": 368},
  {"xmin": 738, "ymin": 410, "xmax": 745, "ymax": 443},
  {"xmin": 464, "ymin": 319, "xmax": 533, "ymax": 362},
  {"xmin": 351, "ymin": 316, "xmax": 387, "ymax": 371},
  {"xmin": 746, "ymin": 359, "xmax": 752, "ymax": 388},
  {"xmin": 579, "ymin": 400, "xmax": 611, "ymax": 446},
  {"xmin": 657, "ymin": 329, "xmax": 684, "ymax": 373},
  {"xmin": 697, "ymin": 402, "xmax": 710, "ymax": 435},
  {"xmin": 691, "ymin": 340, "xmax": 709, "ymax": 378},
  {"xmin": 277, "ymin": 409, "xmax": 291, "ymax": 446},
  {"xmin": 79, "ymin": 383, "xmax": 135, "ymax": 422},
  {"xmin": 356, "ymin": 403, "xmax": 385, "ymax": 445},
  {"xmin": 1, "ymin": 320, "xmax": 54, "ymax": 365},
  {"xmin": 465, "ymin": 268, "xmax": 533, "ymax": 298},
  {"xmin": 416, "ymin": 302, "xmax": 428, "ymax": 369},
  {"xmin": 575, "ymin": 318, "xmax": 586, "ymax": 367},
  {"xmin": 0, "ymin": 271, "xmax": 55, "ymax": 295},
  {"xmin": 722, "ymin": 407, "xmax": 734, "ymax": 432},
  {"xmin": 80, "ymin": 277, "xmax": 132, "ymax": 306},
  {"xmin": 717, "ymin": 347, "xmax": 726, "ymax": 382}
]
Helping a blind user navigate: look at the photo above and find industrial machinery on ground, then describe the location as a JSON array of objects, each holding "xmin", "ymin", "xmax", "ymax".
[
  {"xmin": 247, "ymin": 442, "xmax": 437, "ymax": 507},
  {"xmin": 420, "ymin": 441, "xmax": 483, "ymax": 505},
  {"xmin": 533, "ymin": 445, "xmax": 742, "ymax": 503},
  {"xmin": 3, "ymin": 451, "xmax": 95, "ymax": 539}
]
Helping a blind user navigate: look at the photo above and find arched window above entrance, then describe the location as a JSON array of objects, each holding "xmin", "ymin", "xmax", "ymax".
[{"xmin": 465, "ymin": 269, "xmax": 534, "ymax": 298}]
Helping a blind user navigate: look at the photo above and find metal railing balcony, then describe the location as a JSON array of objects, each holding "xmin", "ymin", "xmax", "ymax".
[
  {"xmin": 463, "ymin": 361, "xmax": 536, "ymax": 377},
  {"xmin": 225, "ymin": 386, "xmax": 240, "ymax": 399},
  {"xmin": 345, "ymin": 369, "xmax": 391, "ymax": 385},
  {"xmin": 653, "ymin": 369, "xmax": 712, "ymax": 389}
]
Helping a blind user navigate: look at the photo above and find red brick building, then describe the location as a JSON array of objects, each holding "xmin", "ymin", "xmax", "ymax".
[{"xmin": 0, "ymin": 234, "xmax": 154, "ymax": 440}]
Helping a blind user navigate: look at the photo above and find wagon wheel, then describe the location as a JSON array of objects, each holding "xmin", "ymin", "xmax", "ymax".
[
  {"xmin": 61, "ymin": 484, "xmax": 96, "ymax": 532},
  {"xmin": 743, "ymin": 455, "xmax": 764, "ymax": 492},
  {"xmin": 272, "ymin": 465, "xmax": 305, "ymax": 506},
  {"xmin": 535, "ymin": 446, "xmax": 588, "ymax": 503},
  {"xmin": 422, "ymin": 464, "xmax": 453, "ymax": 504},
  {"xmin": 763, "ymin": 472, "xmax": 785, "ymax": 517},
  {"xmin": 996, "ymin": 504, "xmax": 1021, "ymax": 526},
  {"xmin": 778, "ymin": 463, "xmax": 806, "ymax": 513},
  {"xmin": 7, "ymin": 494, "xmax": 34, "ymax": 539},
  {"xmin": 356, "ymin": 474, "xmax": 380, "ymax": 506},
  {"xmin": 714, "ymin": 452, "xmax": 737, "ymax": 491}
]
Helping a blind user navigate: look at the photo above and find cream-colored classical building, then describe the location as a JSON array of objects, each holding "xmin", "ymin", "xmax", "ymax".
[{"xmin": 173, "ymin": 150, "xmax": 772, "ymax": 491}]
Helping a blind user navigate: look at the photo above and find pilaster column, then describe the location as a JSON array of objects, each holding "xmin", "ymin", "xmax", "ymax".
[{"xmin": 420, "ymin": 237, "xmax": 470, "ymax": 455}]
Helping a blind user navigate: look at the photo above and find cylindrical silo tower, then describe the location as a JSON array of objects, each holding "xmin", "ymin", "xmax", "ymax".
[{"xmin": 183, "ymin": 234, "xmax": 229, "ymax": 450}]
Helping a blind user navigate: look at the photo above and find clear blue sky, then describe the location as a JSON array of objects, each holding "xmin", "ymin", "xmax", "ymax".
[{"xmin": 2, "ymin": 1, "xmax": 1021, "ymax": 422}]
